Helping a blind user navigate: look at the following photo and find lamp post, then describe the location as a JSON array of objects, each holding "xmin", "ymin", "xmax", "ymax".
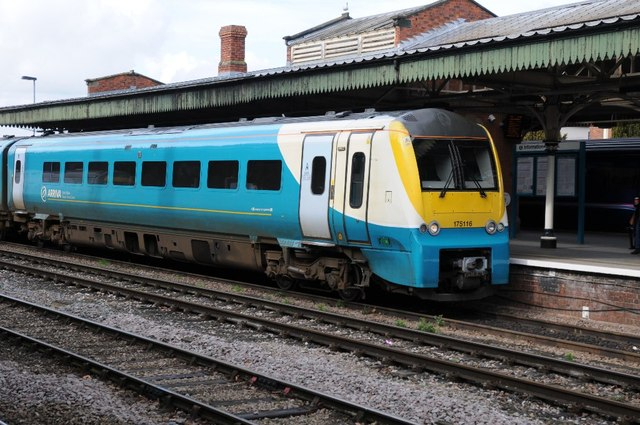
[
  {"xmin": 21, "ymin": 75, "xmax": 37, "ymax": 103},
  {"xmin": 21, "ymin": 75, "xmax": 37, "ymax": 135}
]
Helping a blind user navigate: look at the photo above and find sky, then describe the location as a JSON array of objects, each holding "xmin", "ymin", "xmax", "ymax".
[{"xmin": 1, "ymin": 0, "xmax": 586, "ymax": 110}]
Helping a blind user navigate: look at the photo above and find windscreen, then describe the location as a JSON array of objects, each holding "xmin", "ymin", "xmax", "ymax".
[{"xmin": 413, "ymin": 138, "xmax": 498, "ymax": 192}]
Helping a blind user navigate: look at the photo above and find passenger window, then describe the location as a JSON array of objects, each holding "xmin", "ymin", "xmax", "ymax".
[
  {"xmin": 142, "ymin": 161, "xmax": 166, "ymax": 187},
  {"xmin": 311, "ymin": 156, "xmax": 326, "ymax": 195},
  {"xmin": 349, "ymin": 152, "xmax": 366, "ymax": 208},
  {"xmin": 173, "ymin": 161, "xmax": 200, "ymax": 188},
  {"xmin": 14, "ymin": 160, "xmax": 21, "ymax": 184},
  {"xmin": 207, "ymin": 160, "xmax": 239, "ymax": 189},
  {"xmin": 113, "ymin": 161, "xmax": 136, "ymax": 186},
  {"xmin": 64, "ymin": 162, "xmax": 83, "ymax": 184},
  {"xmin": 247, "ymin": 160, "xmax": 282, "ymax": 191},
  {"xmin": 88, "ymin": 162, "xmax": 108, "ymax": 185},
  {"xmin": 43, "ymin": 162, "xmax": 60, "ymax": 183}
]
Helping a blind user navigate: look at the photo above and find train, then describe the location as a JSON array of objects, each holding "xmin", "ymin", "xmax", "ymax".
[{"xmin": 0, "ymin": 108, "xmax": 509, "ymax": 301}]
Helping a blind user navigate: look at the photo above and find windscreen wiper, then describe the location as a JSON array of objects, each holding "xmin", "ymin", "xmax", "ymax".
[
  {"xmin": 439, "ymin": 168, "xmax": 454, "ymax": 198},
  {"xmin": 440, "ymin": 143, "xmax": 462, "ymax": 198},
  {"xmin": 468, "ymin": 173, "xmax": 487, "ymax": 198}
]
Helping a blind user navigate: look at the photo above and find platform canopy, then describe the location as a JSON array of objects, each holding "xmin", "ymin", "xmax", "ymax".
[{"xmin": 1, "ymin": 0, "xmax": 639, "ymax": 132}]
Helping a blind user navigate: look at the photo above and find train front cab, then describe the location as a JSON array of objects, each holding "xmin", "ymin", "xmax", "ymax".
[{"xmin": 372, "ymin": 110, "xmax": 509, "ymax": 301}]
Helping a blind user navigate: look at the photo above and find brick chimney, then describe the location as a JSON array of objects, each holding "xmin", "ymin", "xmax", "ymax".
[{"xmin": 218, "ymin": 25, "xmax": 248, "ymax": 75}]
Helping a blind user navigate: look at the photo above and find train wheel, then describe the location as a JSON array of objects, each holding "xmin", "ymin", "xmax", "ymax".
[
  {"xmin": 338, "ymin": 287, "xmax": 363, "ymax": 301},
  {"xmin": 338, "ymin": 264, "xmax": 366, "ymax": 301},
  {"xmin": 276, "ymin": 276, "xmax": 297, "ymax": 291}
]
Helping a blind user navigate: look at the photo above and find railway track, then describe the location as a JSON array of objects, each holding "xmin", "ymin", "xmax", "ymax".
[
  {"xmin": 468, "ymin": 308, "xmax": 640, "ymax": 352},
  {"xmin": 1, "ymin": 243, "xmax": 638, "ymax": 363},
  {"xmin": 0, "ymin": 294, "xmax": 410, "ymax": 425},
  {"xmin": 1, "ymin": 246, "xmax": 639, "ymax": 422}
]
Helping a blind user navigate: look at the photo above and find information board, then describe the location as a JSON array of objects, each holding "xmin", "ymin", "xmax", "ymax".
[
  {"xmin": 516, "ymin": 157, "xmax": 534, "ymax": 195},
  {"xmin": 556, "ymin": 157, "xmax": 576, "ymax": 196}
]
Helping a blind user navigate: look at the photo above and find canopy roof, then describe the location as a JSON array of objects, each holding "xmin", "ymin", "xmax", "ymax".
[{"xmin": 2, "ymin": 0, "xmax": 639, "ymax": 132}]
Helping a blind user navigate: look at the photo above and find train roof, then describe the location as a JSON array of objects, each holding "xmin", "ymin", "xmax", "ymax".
[
  {"xmin": 14, "ymin": 109, "xmax": 396, "ymax": 142},
  {"xmin": 7, "ymin": 108, "xmax": 487, "ymax": 145}
]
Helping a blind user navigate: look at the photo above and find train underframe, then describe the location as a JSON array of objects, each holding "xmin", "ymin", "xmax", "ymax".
[
  {"xmin": 6, "ymin": 215, "xmax": 495, "ymax": 302},
  {"xmin": 14, "ymin": 216, "xmax": 372, "ymax": 300}
]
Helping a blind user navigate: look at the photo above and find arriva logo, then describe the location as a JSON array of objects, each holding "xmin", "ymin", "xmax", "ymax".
[{"xmin": 41, "ymin": 186, "xmax": 62, "ymax": 202}]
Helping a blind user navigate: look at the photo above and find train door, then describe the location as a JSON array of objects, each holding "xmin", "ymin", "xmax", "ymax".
[
  {"xmin": 299, "ymin": 134, "xmax": 333, "ymax": 240},
  {"xmin": 342, "ymin": 132, "xmax": 372, "ymax": 244},
  {"xmin": 12, "ymin": 147, "xmax": 27, "ymax": 210}
]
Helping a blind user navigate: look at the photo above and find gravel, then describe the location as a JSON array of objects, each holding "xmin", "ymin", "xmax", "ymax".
[
  {"xmin": 0, "ymin": 259, "xmax": 622, "ymax": 424},
  {"xmin": 0, "ymin": 343, "xmax": 201, "ymax": 424}
]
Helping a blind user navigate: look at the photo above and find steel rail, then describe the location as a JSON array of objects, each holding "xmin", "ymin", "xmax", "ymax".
[
  {"xmin": 470, "ymin": 309, "xmax": 640, "ymax": 349},
  {"xmin": 0, "ymin": 294, "xmax": 413, "ymax": 425},
  {"xmin": 2, "ymin": 246, "xmax": 638, "ymax": 365},
  {"xmin": 341, "ymin": 306, "xmax": 640, "ymax": 364},
  {"xmin": 85, "ymin": 266, "xmax": 640, "ymax": 388},
  {"xmin": 0, "ymin": 326, "xmax": 254, "ymax": 425},
  {"xmin": 2, "ymin": 259, "xmax": 639, "ymax": 421},
  {"xmin": 3, "ymin": 255, "xmax": 640, "ymax": 387},
  {"xmin": 3, "ymin": 243, "xmax": 638, "ymax": 360}
]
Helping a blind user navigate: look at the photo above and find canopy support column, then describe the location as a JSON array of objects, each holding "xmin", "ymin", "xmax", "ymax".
[{"xmin": 534, "ymin": 103, "xmax": 563, "ymax": 249}]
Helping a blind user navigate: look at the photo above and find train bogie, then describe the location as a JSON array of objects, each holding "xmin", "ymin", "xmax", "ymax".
[{"xmin": 0, "ymin": 109, "xmax": 509, "ymax": 301}]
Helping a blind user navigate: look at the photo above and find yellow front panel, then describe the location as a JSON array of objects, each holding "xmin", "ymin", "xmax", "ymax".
[{"xmin": 423, "ymin": 191, "xmax": 504, "ymax": 228}]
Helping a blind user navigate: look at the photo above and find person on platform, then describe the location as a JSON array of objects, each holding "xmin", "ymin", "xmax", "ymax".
[{"xmin": 630, "ymin": 196, "xmax": 640, "ymax": 253}]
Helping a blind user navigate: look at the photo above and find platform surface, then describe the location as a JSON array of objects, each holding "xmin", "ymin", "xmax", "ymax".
[{"xmin": 510, "ymin": 230, "xmax": 640, "ymax": 278}]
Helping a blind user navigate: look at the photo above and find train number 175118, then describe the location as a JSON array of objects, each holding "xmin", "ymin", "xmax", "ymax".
[{"xmin": 453, "ymin": 220, "xmax": 473, "ymax": 228}]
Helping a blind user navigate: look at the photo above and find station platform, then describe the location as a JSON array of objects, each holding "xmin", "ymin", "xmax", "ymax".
[
  {"xmin": 504, "ymin": 230, "xmax": 640, "ymax": 327},
  {"xmin": 510, "ymin": 230, "xmax": 640, "ymax": 278}
]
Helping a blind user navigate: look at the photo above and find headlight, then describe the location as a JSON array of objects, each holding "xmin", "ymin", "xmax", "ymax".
[
  {"xmin": 427, "ymin": 221, "xmax": 440, "ymax": 236},
  {"xmin": 497, "ymin": 222, "xmax": 505, "ymax": 232},
  {"xmin": 485, "ymin": 220, "xmax": 497, "ymax": 235}
]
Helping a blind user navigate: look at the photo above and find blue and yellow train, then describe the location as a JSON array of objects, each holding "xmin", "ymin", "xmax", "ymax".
[{"xmin": 0, "ymin": 108, "xmax": 508, "ymax": 301}]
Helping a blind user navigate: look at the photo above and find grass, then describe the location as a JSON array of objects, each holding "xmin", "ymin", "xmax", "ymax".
[
  {"xmin": 417, "ymin": 316, "xmax": 444, "ymax": 333},
  {"xmin": 417, "ymin": 318, "xmax": 438, "ymax": 333}
]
